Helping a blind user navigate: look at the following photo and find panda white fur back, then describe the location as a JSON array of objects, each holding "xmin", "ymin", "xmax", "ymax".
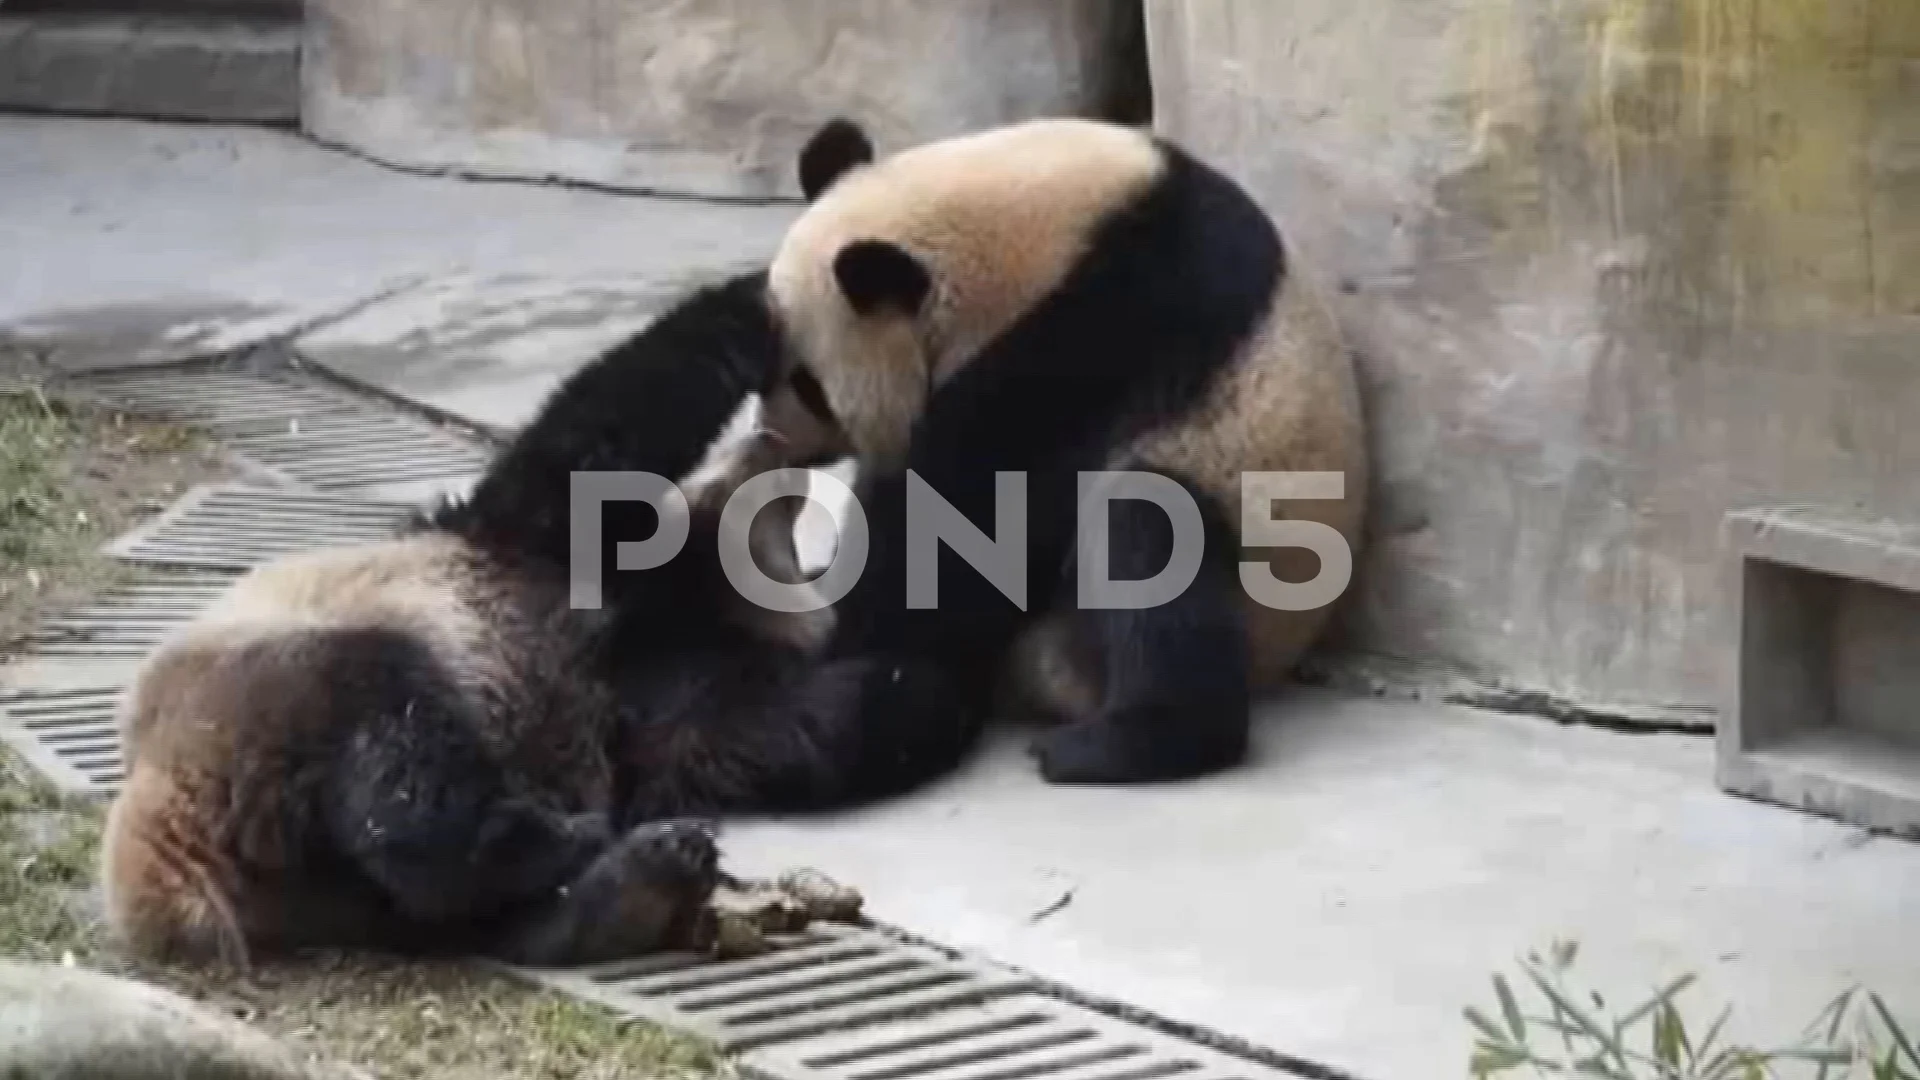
[{"xmin": 768, "ymin": 118, "xmax": 1368, "ymax": 785}]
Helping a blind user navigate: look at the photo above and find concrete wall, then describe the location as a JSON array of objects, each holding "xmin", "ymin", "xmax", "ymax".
[
  {"xmin": 303, "ymin": 0, "xmax": 1146, "ymax": 200},
  {"xmin": 1147, "ymin": 0, "xmax": 1920, "ymax": 719}
]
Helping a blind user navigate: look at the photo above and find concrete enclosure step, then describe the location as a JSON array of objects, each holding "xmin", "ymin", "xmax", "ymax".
[{"xmin": 0, "ymin": 10, "xmax": 298, "ymax": 123}]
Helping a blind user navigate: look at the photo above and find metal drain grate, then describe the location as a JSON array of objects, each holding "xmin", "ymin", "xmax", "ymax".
[
  {"xmin": 106, "ymin": 484, "xmax": 415, "ymax": 571},
  {"xmin": 80, "ymin": 368, "xmax": 491, "ymax": 492},
  {"xmin": 81, "ymin": 368, "xmax": 362, "ymax": 427},
  {"xmin": 218, "ymin": 411, "xmax": 489, "ymax": 491},
  {"xmin": 0, "ymin": 685, "xmax": 125, "ymax": 794},
  {"xmin": 519, "ymin": 923, "xmax": 1034, "ymax": 1052},
  {"xmin": 741, "ymin": 994, "xmax": 1288, "ymax": 1080},
  {"xmin": 23, "ymin": 572, "xmax": 239, "ymax": 660}
]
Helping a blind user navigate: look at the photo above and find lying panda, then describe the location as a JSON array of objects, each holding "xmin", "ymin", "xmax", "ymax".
[
  {"xmin": 102, "ymin": 270, "xmax": 981, "ymax": 969},
  {"xmin": 768, "ymin": 119, "xmax": 1370, "ymax": 786}
]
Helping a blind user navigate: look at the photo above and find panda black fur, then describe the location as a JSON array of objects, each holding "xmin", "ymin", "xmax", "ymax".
[
  {"xmin": 102, "ymin": 271, "xmax": 983, "ymax": 968},
  {"xmin": 769, "ymin": 119, "xmax": 1369, "ymax": 786}
]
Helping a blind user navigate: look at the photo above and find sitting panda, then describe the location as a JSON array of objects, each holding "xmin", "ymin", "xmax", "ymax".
[
  {"xmin": 102, "ymin": 270, "xmax": 982, "ymax": 969},
  {"xmin": 767, "ymin": 119, "xmax": 1370, "ymax": 786}
]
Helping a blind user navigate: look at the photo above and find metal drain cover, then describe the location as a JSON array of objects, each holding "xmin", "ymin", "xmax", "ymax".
[
  {"xmin": 80, "ymin": 367, "xmax": 490, "ymax": 493},
  {"xmin": 105, "ymin": 483, "xmax": 415, "ymax": 571},
  {"xmin": 23, "ymin": 572, "xmax": 238, "ymax": 660},
  {"xmin": 0, "ymin": 684, "xmax": 125, "ymax": 794},
  {"xmin": 517, "ymin": 923, "xmax": 1034, "ymax": 1052},
  {"xmin": 219, "ymin": 411, "xmax": 489, "ymax": 492},
  {"xmin": 81, "ymin": 368, "xmax": 363, "ymax": 427},
  {"xmin": 742, "ymin": 994, "xmax": 1286, "ymax": 1080}
]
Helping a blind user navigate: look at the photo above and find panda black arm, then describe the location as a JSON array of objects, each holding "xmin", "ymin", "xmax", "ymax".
[{"xmin": 435, "ymin": 270, "xmax": 783, "ymax": 571}]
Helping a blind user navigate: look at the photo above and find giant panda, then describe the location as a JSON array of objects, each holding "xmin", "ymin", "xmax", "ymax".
[
  {"xmin": 766, "ymin": 118, "xmax": 1369, "ymax": 786},
  {"xmin": 102, "ymin": 270, "xmax": 982, "ymax": 969}
]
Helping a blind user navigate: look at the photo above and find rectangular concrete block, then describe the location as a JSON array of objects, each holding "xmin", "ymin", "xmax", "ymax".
[
  {"xmin": 0, "ymin": 16, "xmax": 126, "ymax": 114},
  {"xmin": 1719, "ymin": 508, "xmax": 1920, "ymax": 836},
  {"xmin": 0, "ymin": 14, "xmax": 298, "ymax": 122}
]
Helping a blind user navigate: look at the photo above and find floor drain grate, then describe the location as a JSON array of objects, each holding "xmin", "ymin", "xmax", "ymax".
[
  {"xmin": 740, "ymin": 994, "xmax": 1290, "ymax": 1080},
  {"xmin": 105, "ymin": 483, "xmax": 416, "ymax": 572},
  {"xmin": 81, "ymin": 368, "xmax": 362, "ymax": 427},
  {"xmin": 0, "ymin": 685, "xmax": 125, "ymax": 794},
  {"xmin": 22, "ymin": 572, "xmax": 239, "ymax": 661},
  {"xmin": 219, "ymin": 411, "xmax": 489, "ymax": 492},
  {"xmin": 517, "ymin": 923, "xmax": 1035, "ymax": 1052},
  {"xmin": 79, "ymin": 368, "xmax": 490, "ymax": 492}
]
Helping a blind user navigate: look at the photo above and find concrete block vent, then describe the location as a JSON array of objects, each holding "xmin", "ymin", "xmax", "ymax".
[{"xmin": 1721, "ymin": 507, "xmax": 1920, "ymax": 837}]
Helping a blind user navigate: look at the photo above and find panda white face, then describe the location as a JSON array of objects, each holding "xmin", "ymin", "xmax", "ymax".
[{"xmin": 767, "ymin": 118, "xmax": 1166, "ymax": 466}]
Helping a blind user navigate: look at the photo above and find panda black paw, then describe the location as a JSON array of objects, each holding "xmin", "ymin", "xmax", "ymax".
[
  {"xmin": 620, "ymin": 818, "xmax": 722, "ymax": 891},
  {"xmin": 1029, "ymin": 721, "xmax": 1139, "ymax": 785},
  {"xmin": 1029, "ymin": 712, "xmax": 1246, "ymax": 785},
  {"xmin": 493, "ymin": 818, "xmax": 720, "ymax": 967}
]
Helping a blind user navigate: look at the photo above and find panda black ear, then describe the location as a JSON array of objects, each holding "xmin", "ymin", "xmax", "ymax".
[
  {"xmin": 834, "ymin": 240, "xmax": 931, "ymax": 317},
  {"xmin": 798, "ymin": 119, "xmax": 874, "ymax": 201}
]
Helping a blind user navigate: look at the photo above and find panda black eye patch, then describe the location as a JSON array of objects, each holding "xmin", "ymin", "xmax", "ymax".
[{"xmin": 833, "ymin": 240, "xmax": 933, "ymax": 317}]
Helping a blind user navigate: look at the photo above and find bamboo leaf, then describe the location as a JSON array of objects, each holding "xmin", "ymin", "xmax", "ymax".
[
  {"xmin": 1527, "ymin": 966, "xmax": 1629, "ymax": 1067},
  {"xmin": 1652, "ymin": 1002, "xmax": 1683, "ymax": 1071},
  {"xmin": 1871, "ymin": 993, "xmax": 1920, "ymax": 1070},
  {"xmin": 1465, "ymin": 1007, "xmax": 1509, "ymax": 1046},
  {"xmin": 1620, "ymin": 974, "xmax": 1701, "ymax": 1034},
  {"xmin": 1697, "ymin": 1005, "xmax": 1734, "ymax": 1066},
  {"xmin": 1469, "ymin": 1044, "xmax": 1530, "ymax": 1076},
  {"xmin": 1768, "ymin": 1049, "xmax": 1857, "ymax": 1065},
  {"xmin": 1494, "ymin": 973, "xmax": 1527, "ymax": 1040}
]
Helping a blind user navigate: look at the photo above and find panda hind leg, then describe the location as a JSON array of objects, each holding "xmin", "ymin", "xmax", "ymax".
[{"xmin": 1030, "ymin": 474, "xmax": 1252, "ymax": 785}]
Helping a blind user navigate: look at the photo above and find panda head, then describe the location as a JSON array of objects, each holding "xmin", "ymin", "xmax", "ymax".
[{"xmin": 768, "ymin": 117, "xmax": 1165, "ymax": 465}]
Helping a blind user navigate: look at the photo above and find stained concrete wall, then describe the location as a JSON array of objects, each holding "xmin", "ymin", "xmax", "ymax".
[
  {"xmin": 303, "ymin": 1, "xmax": 1146, "ymax": 200},
  {"xmin": 1147, "ymin": 0, "xmax": 1920, "ymax": 718}
]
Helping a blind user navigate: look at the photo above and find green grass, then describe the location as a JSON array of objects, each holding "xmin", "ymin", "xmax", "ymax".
[
  {"xmin": 0, "ymin": 748, "xmax": 104, "ymax": 963},
  {"xmin": 0, "ymin": 385, "xmax": 217, "ymax": 654},
  {"xmin": 1469, "ymin": 941, "xmax": 1919, "ymax": 1079},
  {"xmin": 0, "ymin": 386, "xmax": 111, "ymax": 573}
]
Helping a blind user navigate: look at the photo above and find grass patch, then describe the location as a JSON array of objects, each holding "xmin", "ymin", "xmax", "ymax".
[
  {"xmin": 176, "ymin": 956, "xmax": 727, "ymax": 1080},
  {"xmin": 0, "ymin": 381, "xmax": 228, "ymax": 657},
  {"xmin": 0, "ymin": 748, "xmax": 104, "ymax": 964}
]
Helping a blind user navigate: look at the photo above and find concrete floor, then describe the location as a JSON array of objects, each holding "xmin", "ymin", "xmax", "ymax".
[
  {"xmin": 728, "ymin": 697, "xmax": 1920, "ymax": 1080},
  {"xmin": 0, "ymin": 115, "xmax": 793, "ymax": 383},
  {"xmin": 6, "ymin": 115, "xmax": 1920, "ymax": 1080}
]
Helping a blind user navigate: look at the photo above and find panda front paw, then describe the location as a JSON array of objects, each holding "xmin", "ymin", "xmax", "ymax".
[
  {"xmin": 621, "ymin": 818, "xmax": 722, "ymax": 892},
  {"xmin": 1029, "ymin": 709, "xmax": 1247, "ymax": 785},
  {"xmin": 1029, "ymin": 721, "xmax": 1136, "ymax": 785}
]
